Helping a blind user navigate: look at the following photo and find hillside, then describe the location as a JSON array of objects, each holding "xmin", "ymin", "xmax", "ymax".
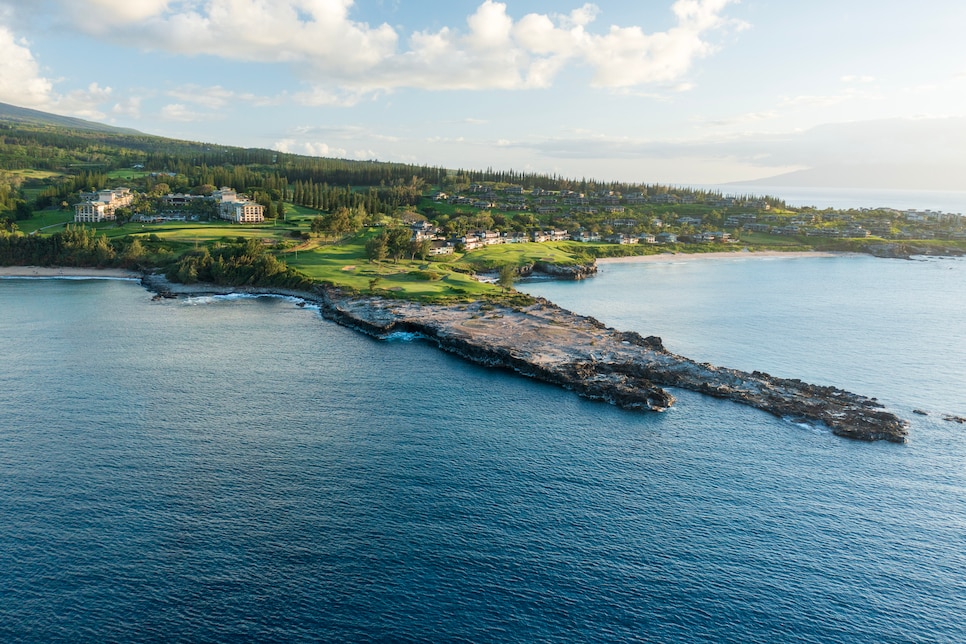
[{"xmin": 0, "ymin": 102, "xmax": 144, "ymax": 136}]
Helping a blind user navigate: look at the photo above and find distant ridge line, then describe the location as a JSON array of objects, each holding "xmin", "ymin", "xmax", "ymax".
[{"xmin": 0, "ymin": 101, "xmax": 144, "ymax": 136}]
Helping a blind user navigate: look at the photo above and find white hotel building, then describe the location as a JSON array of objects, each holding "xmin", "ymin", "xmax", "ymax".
[
  {"xmin": 213, "ymin": 187, "xmax": 265, "ymax": 224},
  {"xmin": 73, "ymin": 188, "xmax": 135, "ymax": 223}
]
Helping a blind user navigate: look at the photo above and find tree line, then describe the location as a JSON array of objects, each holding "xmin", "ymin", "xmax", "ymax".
[
  {"xmin": 0, "ymin": 225, "xmax": 316, "ymax": 290},
  {"xmin": 0, "ymin": 225, "xmax": 139, "ymax": 268},
  {"xmin": 167, "ymin": 238, "xmax": 312, "ymax": 289}
]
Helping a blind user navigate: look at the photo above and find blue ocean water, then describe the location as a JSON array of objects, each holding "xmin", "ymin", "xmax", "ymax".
[{"xmin": 1, "ymin": 258, "xmax": 964, "ymax": 642}]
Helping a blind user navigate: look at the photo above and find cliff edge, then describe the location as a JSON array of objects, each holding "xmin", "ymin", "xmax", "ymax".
[{"xmin": 316, "ymin": 288, "xmax": 909, "ymax": 443}]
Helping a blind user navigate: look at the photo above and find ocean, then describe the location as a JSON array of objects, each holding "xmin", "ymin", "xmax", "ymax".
[{"xmin": 1, "ymin": 255, "xmax": 964, "ymax": 642}]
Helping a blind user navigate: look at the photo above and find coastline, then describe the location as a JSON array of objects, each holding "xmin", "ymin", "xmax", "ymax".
[
  {"xmin": 0, "ymin": 266, "xmax": 141, "ymax": 279},
  {"xmin": 0, "ymin": 267, "xmax": 910, "ymax": 442},
  {"xmin": 136, "ymin": 272, "xmax": 909, "ymax": 443},
  {"xmin": 596, "ymin": 250, "xmax": 861, "ymax": 264}
]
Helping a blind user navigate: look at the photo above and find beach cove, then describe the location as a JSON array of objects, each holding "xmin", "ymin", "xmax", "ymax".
[
  {"xmin": 595, "ymin": 250, "xmax": 861, "ymax": 264},
  {"xmin": 0, "ymin": 266, "xmax": 140, "ymax": 279}
]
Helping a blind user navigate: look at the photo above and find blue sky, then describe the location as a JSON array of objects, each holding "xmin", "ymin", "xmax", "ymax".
[{"xmin": 2, "ymin": 0, "xmax": 965, "ymax": 187}]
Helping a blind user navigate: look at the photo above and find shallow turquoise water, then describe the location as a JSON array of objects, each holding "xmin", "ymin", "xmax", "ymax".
[{"xmin": 1, "ymin": 257, "xmax": 964, "ymax": 642}]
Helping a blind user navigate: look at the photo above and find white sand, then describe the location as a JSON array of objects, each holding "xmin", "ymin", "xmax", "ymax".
[
  {"xmin": 596, "ymin": 250, "xmax": 862, "ymax": 264},
  {"xmin": 0, "ymin": 266, "xmax": 141, "ymax": 279}
]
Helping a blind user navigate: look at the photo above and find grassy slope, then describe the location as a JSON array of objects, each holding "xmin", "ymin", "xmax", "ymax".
[
  {"xmin": 15, "ymin": 210, "xmax": 74, "ymax": 233},
  {"xmin": 454, "ymin": 242, "xmax": 583, "ymax": 271},
  {"xmin": 286, "ymin": 229, "xmax": 496, "ymax": 299}
]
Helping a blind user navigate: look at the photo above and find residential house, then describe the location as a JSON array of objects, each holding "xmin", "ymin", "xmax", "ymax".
[
  {"xmin": 410, "ymin": 221, "xmax": 438, "ymax": 242},
  {"xmin": 475, "ymin": 230, "xmax": 503, "ymax": 245},
  {"xmin": 429, "ymin": 240, "xmax": 454, "ymax": 256},
  {"xmin": 606, "ymin": 218, "xmax": 638, "ymax": 228},
  {"xmin": 605, "ymin": 233, "xmax": 637, "ymax": 245},
  {"xmin": 459, "ymin": 234, "xmax": 483, "ymax": 250},
  {"xmin": 571, "ymin": 230, "xmax": 601, "ymax": 242},
  {"xmin": 530, "ymin": 230, "xmax": 550, "ymax": 243},
  {"xmin": 625, "ymin": 193, "xmax": 648, "ymax": 205}
]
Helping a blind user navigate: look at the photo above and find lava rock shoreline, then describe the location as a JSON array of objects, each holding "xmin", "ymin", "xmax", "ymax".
[
  {"xmin": 140, "ymin": 273, "xmax": 909, "ymax": 443},
  {"xmin": 317, "ymin": 290, "xmax": 908, "ymax": 443}
]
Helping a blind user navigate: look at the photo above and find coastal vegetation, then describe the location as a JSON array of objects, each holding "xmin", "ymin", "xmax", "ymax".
[{"xmin": 2, "ymin": 101, "xmax": 964, "ymax": 301}]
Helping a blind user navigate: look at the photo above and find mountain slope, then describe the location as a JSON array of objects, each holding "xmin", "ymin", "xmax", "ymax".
[
  {"xmin": 0, "ymin": 102, "xmax": 143, "ymax": 136},
  {"xmin": 733, "ymin": 163, "xmax": 966, "ymax": 192}
]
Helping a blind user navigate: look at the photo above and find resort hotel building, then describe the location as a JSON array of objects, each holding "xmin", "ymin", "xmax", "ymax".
[{"xmin": 73, "ymin": 188, "xmax": 135, "ymax": 223}]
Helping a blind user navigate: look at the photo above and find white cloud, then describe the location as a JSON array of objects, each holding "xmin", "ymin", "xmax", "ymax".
[
  {"xmin": 291, "ymin": 86, "xmax": 368, "ymax": 108},
  {"xmin": 40, "ymin": 0, "xmax": 740, "ymax": 94},
  {"xmin": 161, "ymin": 103, "xmax": 215, "ymax": 122},
  {"xmin": 0, "ymin": 22, "xmax": 123, "ymax": 119},
  {"xmin": 273, "ymin": 139, "xmax": 295, "ymax": 153},
  {"xmin": 166, "ymin": 84, "xmax": 276, "ymax": 110},
  {"xmin": 112, "ymin": 96, "xmax": 142, "ymax": 118},
  {"xmin": 273, "ymin": 139, "xmax": 348, "ymax": 158},
  {"xmin": 51, "ymin": 82, "xmax": 113, "ymax": 120},
  {"xmin": 841, "ymin": 75, "xmax": 876, "ymax": 84},
  {"xmin": 0, "ymin": 26, "xmax": 53, "ymax": 107},
  {"xmin": 556, "ymin": 4, "xmax": 600, "ymax": 29},
  {"xmin": 85, "ymin": 0, "xmax": 171, "ymax": 24},
  {"xmin": 167, "ymin": 85, "xmax": 236, "ymax": 110}
]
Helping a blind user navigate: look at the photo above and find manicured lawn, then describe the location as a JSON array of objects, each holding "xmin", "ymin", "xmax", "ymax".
[
  {"xmin": 455, "ymin": 242, "xmax": 587, "ymax": 270},
  {"xmin": 118, "ymin": 220, "xmax": 298, "ymax": 243},
  {"xmin": 283, "ymin": 204, "xmax": 324, "ymax": 221},
  {"xmin": 738, "ymin": 232, "xmax": 812, "ymax": 249},
  {"xmin": 106, "ymin": 170, "xmax": 152, "ymax": 180},
  {"xmin": 285, "ymin": 230, "xmax": 498, "ymax": 299},
  {"xmin": 17, "ymin": 210, "xmax": 74, "ymax": 233},
  {"xmin": 7, "ymin": 169, "xmax": 66, "ymax": 180}
]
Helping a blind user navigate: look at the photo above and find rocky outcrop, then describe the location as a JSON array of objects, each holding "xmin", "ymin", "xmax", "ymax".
[
  {"xmin": 139, "ymin": 271, "xmax": 909, "ymax": 443},
  {"xmin": 527, "ymin": 261, "xmax": 598, "ymax": 280},
  {"xmin": 863, "ymin": 243, "xmax": 966, "ymax": 259},
  {"xmin": 315, "ymin": 288, "xmax": 909, "ymax": 443}
]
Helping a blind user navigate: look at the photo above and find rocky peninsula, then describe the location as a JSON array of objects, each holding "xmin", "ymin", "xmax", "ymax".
[{"xmin": 141, "ymin": 272, "xmax": 909, "ymax": 443}]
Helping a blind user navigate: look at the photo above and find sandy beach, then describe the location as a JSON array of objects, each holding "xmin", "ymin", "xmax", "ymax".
[
  {"xmin": 596, "ymin": 250, "xmax": 861, "ymax": 264},
  {"xmin": 0, "ymin": 266, "xmax": 141, "ymax": 279}
]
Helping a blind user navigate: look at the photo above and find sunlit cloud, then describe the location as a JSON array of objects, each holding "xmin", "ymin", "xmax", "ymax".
[
  {"xmin": 50, "ymin": 82, "xmax": 113, "ymax": 120},
  {"xmin": 35, "ymin": 0, "xmax": 741, "ymax": 95},
  {"xmin": 840, "ymin": 75, "xmax": 876, "ymax": 83},
  {"xmin": 112, "ymin": 96, "xmax": 142, "ymax": 119},
  {"xmin": 0, "ymin": 26, "xmax": 54, "ymax": 107},
  {"xmin": 160, "ymin": 103, "xmax": 217, "ymax": 122}
]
